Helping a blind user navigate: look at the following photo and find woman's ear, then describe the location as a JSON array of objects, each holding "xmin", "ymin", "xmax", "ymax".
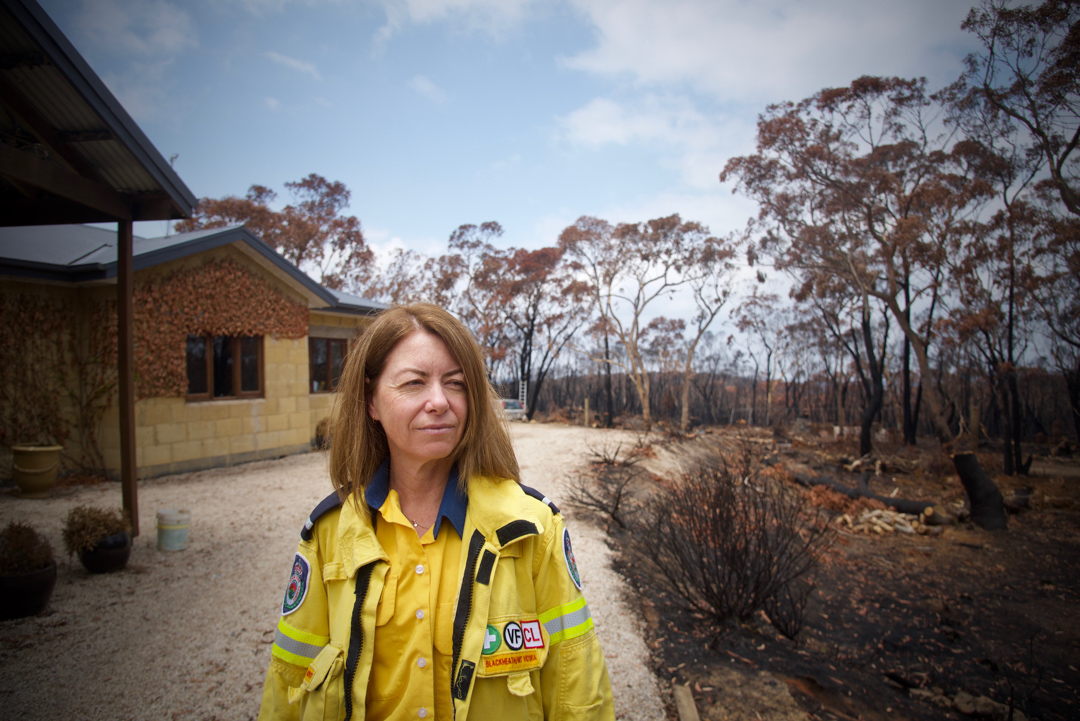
[{"xmin": 365, "ymin": 377, "xmax": 378, "ymax": 421}]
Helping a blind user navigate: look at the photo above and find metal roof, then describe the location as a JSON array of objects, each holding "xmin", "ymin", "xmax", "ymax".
[
  {"xmin": 0, "ymin": 223, "xmax": 387, "ymax": 315},
  {"xmin": 325, "ymin": 287, "xmax": 391, "ymax": 315},
  {"xmin": 0, "ymin": 0, "xmax": 196, "ymax": 225}
]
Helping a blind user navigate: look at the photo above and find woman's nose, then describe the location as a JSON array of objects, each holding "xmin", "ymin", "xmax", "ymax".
[{"xmin": 426, "ymin": 383, "xmax": 450, "ymax": 411}]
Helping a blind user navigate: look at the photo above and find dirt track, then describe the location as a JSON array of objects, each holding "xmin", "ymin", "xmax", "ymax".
[{"xmin": 0, "ymin": 423, "xmax": 667, "ymax": 721}]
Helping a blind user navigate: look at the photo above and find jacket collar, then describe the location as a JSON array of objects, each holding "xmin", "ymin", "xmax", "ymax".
[
  {"xmin": 337, "ymin": 469, "xmax": 544, "ymax": 577},
  {"xmin": 364, "ymin": 460, "xmax": 467, "ymax": 540}
]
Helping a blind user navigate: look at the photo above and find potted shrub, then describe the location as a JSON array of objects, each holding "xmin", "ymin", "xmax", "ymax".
[
  {"xmin": 63, "ymin": 505, "xmax": 131, "ymax": 574},
  {"xmin": 0, "ymin": 521, "xmax": 57, "ymax": 620}
]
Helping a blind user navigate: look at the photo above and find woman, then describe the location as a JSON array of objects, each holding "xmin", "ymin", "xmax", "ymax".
[{"xmin": 259, "ymin": 303, "xmax": 615, "ymax": 721}]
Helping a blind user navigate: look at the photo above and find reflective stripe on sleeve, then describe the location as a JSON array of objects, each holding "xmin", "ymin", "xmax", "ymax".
[
  {"xmin": 272, "ymin": 618, "xmax": 330, "ymax": 667},
  {"xmin": 539, "ymin": 596, "xmax": 593, "ymax": 645}
]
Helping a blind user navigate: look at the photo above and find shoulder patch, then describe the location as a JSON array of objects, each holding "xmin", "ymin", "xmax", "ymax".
[
  {"xmin": 300, "ymin": 491, "xmax": 344, "ymax": 541},
  {"xmin": 520, "ymin": 484, "xmax": 560, "ymax": 516},
  {"xmin": 282, "ymin": 553, "xmax": 311, "ymax": 615},
  {"xmin": 562, "ymin": 527, "xmax": 582, "ymax": 591}
]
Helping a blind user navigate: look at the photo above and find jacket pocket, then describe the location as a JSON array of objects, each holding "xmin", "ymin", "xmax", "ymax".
[
  {"xmin": 562, "ymin": 700, "xmax": 605, "ymax": 720},
  {"xmin": 296, "ymin": 644, "xmax": 345, "ymax": 721}
]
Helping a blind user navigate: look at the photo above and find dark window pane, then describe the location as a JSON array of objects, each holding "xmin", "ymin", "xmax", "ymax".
[
  {"xmin": 186, "ymin": 336, "xmax": 207, "ymax": 395},
  {"xmin": 330, "ymin": 340, "xmax": 345, "ymax": 390},
  {"xmin": 212, "ymin": 336, "xmax": 233, "ymax": 397},
  {"xmin": 240, "ymin": 336, "xmax": 260, "ymax": 392},
  {"xmin": 310, "ymin": 338, "xmax": 328, "ymax": 392}
]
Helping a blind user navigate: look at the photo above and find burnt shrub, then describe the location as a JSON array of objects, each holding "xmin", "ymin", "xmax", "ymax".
[
  {"xmin": 567, "ymin": 464, "xmax": 641, "ymax": 530},
  {"xmin": 625, "ymin": 456, "xmax": 831, "ymax": 633}
]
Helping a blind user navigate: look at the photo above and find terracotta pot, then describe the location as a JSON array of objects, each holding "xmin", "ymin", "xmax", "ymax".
[
  {"xmin": 79, "ymin": 531, "xmax": 131, "ymax": 574},
  {"xmin": 11, "ymin": 445, "xmax": 63, "ymax": 499},
  {"xmin": 0, "ymin": 561, "xmax": 57, "ymax": 620}
]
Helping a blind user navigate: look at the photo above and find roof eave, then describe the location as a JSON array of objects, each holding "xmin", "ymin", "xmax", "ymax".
[{"xmin": 2, "ymin": 0, "xmax": 197, "ymax": 220}]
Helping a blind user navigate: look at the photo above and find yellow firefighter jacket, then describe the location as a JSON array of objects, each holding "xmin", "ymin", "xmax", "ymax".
[{"xmin": 258, "ymin": 471, "xmax": 615, "ymax": 721}]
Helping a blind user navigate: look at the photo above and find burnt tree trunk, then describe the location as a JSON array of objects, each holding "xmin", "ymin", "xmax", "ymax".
[
  {"xmin": 886, "ymin": 295, "xmax": 1008, "ymax": 531},
  {"xmin": 603, "ymin": 329, "xmax": 614, "ymax": 428},
  {"xmin": 952, "ymin": 452, "xmax": 1007, "ymax": 530},
  {"xmin": 857, "ymin": 311, "xmax": 885, "ymax": 458},
  {"xmin": 1065, "ymin": 358, "xmax": 1080, "ymax": 445}
]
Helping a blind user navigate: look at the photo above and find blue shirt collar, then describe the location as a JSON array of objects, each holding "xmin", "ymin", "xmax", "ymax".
[{"xmin": 364, "ymin": 460, "xmax": 467, "ymax": 540}]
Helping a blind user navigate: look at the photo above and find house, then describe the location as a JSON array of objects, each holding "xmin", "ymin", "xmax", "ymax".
[{"xmin": 0, "ymin": 223, "xmax": 384, "ymax": 479}]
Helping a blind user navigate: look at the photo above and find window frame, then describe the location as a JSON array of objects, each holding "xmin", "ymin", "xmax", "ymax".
[
  {"xmin": 185, "ymin": 334, "xmax": 265, "ymax": 402},
  {"xmin": 309, "ymin": 337, "xmax": 348, "ymax": 394}
]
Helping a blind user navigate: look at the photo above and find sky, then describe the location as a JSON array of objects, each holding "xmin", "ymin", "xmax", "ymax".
[{"xmin": 39, "ymin": 0, "xmax": 983, "ymax": 262}]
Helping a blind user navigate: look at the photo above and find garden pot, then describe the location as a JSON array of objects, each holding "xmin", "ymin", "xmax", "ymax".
[
  {"xmin": 0, "ymin": 561, "xmax": 57, "ymax": 620},
  {"xmin": 11, "ymin": 445, "xmax": 63, "ymax": 499},
  {"xmin": 79, "ymin": 531, "xmax": 131, "ymax": 573}
]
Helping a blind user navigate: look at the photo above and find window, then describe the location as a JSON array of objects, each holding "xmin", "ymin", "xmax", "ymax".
[
  {"xmin": 186, "ymin": 335, "xmax": 263, "ymax": 400},
  {"xmin": 309, "ymin": 337, "xmax": 347, "ymax": 392}
]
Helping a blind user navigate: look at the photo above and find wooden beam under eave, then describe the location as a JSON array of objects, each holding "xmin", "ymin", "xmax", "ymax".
[
  {"xmin": 117, "ymin": 220, "xmax": 139, "ymax": 537},
  {"xmin": 132, "ymin": 193, "xmax": 177, "ymax": 221},
  {"xmin": 0, "ymin": 73, "xmax": 103, "ymax": 180},
  {"xmin": 1, "ymin": 196, "xmax": 129, "ymax": 225},
  {"xmin": 0, "ymin": 143, "xmax": 130, "ymax": 220}
]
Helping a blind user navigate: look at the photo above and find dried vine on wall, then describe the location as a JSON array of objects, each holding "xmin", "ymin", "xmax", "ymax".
[
  {"xmin": 0, "ymin": 293, "xmax": 71, "ymax": 448},
  {"xmin": 0, "ymin": 291, "xmax": 117, "ymax": 473},
  {"xmin": 133, "ymin": 257, "xmax": 308, "ymax": 398},
  {"xmin": 69, "ymin": 299, "xmax": 118, "ymax": 472}
]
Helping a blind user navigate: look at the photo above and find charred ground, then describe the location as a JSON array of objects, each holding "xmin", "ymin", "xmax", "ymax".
[{"xmin": 588, "ymin": 427, "xmax": 1080, "ymax": 721}]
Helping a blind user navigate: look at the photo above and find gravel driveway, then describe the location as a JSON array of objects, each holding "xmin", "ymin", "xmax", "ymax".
[{"xmin": 0, "ymin": 422, "xmax": 666, "ymax": 721}]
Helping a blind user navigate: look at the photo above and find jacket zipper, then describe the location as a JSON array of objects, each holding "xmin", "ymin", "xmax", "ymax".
[
  {"xmin": 343, "ymin": 562, "xmax": 375, "ymax": 721},
  {"xmin": 450, "ymin": 530, "xmax": 486, "ymax": 719}
]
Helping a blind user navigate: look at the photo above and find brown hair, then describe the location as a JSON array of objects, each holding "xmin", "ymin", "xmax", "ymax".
[{"xmin": 328, "ymin": 303, "xmax": 519, "ymax": 505}]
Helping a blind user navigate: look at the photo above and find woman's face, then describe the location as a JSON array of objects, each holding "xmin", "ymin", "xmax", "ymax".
[{"xmin": 367, "ymin": 331, "xmax": 468, "ymax": 470}]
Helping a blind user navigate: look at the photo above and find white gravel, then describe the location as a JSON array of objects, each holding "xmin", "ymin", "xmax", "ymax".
[{"xmin": 0, "ymin": 422, "xmax": 667, "ymax": 721}]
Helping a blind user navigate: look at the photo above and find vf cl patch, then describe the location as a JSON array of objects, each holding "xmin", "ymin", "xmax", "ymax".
[{"xmin": 480, "ymin": 620, "xmax": 546, "ymax": 675}]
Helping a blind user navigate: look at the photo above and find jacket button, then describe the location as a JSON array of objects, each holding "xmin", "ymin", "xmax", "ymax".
[
  {"xmin": 418, "ymin": 709, "xmax": 428, "ymax": 718},
  {"xmin": 417, "ymin": 657, "xmax": 427, "ymax": 668},
  {"xmin": 415, "ymin": 564, "xmax": 424, "ymax": 574},
  {"xmin": 416, "ymin": 609, "xmax": 425, "ymax": 620}
]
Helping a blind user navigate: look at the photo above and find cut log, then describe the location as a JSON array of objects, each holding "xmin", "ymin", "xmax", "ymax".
[{"xmin": 792, "ymin": 471, "xmax": 943, "ymax": 520}]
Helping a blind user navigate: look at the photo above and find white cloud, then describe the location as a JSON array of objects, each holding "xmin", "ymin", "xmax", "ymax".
[
  {"xmin": 374, "ymin": 0, "xmax": 538, "ymax": 43},
  {"xmin": 561, "ymin": 95, "xmax": 708, "ymax": 146},
  {"xmin": 76, "ymin": 0, "xmax": 197, "ymax": 57},
  {"xmin": 70, "ymin": 0, "xmax": 196, "ymax": 121},
  {"xmin": 265, "ymin": 51, "xmax": 322, "ymax": 81},
  {"xmin": 265, "ymin": 97, "xmax": 281, "ymax": 109},
  {"xmin": 366, "ymin": 227, "xmax": 446, "ymax": 259},
  {"xmin": 409, "ymin": 75, "xmax": 447, "ymax": 103},
  {"xmin": 563, "ymin": 0, "xmax": 977, "ymax": 103},
  {"xmin": 559, "ymin": 95, "xmax": 756, "ymax": 190}
]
